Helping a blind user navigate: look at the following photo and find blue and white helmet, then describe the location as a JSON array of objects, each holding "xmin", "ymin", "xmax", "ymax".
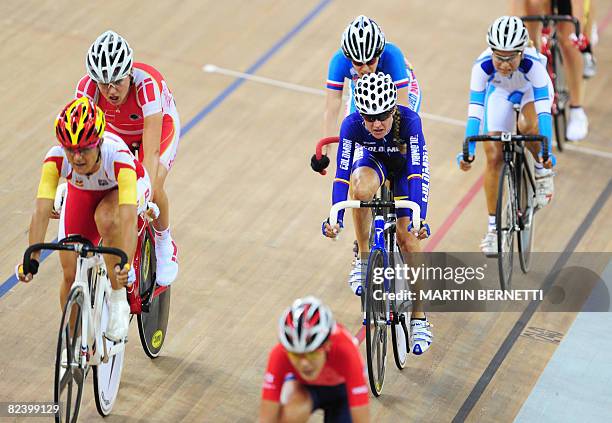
[{"xmin": 487, "ymin": 16, "xmax": 529, "ymax": 51}]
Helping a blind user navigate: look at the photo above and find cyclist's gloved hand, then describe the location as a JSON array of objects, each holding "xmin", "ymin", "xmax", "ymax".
[
  {"xmin": 311, "ymin": 154, "xmax": 330, "ymax": 173},
  {"xmin": 15, "ymin": 258, "xmax": 39, "ymax": 283},
  {"xmin": 539, "ymin": 152, "xmax": 556, "ymax": 168},
  {"xmin": 408, "ymin": 221, "xmax": 431, "ymax": 240},
  {"xmin": 322, "ymin": 217, "xmax": 343, "ymax": 238},
  {"xmin": 114, "ymin": 263, "xmax": 132, "ymax": 288},
  {"xmin": 456, "ymin": 152, "xmax": 473, "ymax": 171}
]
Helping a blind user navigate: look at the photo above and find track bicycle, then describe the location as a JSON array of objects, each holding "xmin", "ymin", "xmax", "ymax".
[
  {"xmin": 463, "ymin": 132, "xmax": 548, "ymax": 290},
  {"xmin": 316, "ymin": 137, "xmax": 422, "ymax": 396},
  {"xmin": 23, "ymin": 236, "xmax": 128, "ymax": 422}
]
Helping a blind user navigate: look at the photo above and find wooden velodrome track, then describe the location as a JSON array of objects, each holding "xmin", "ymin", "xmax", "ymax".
[{"xmin": 1, "ymin": 0, "xmax": 611, "ymax": 421}]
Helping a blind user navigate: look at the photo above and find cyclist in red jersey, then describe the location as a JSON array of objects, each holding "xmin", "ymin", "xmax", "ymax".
[
  {"xmin": 259, "ymin": 297, "xmax": 369, "ymax": 423},
  {"xmin": 76, "ymin": 30, "xmax": 180, "ymax": 286}
]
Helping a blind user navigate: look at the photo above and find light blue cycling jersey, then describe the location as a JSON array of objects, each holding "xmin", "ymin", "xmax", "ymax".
[
  {"xmin": 465, "ymin": 47, "xmax": 553, "ymax": 157},
  {"xmin": 326, "ymin": 42, "xmax": 422, "ymax": 113}
]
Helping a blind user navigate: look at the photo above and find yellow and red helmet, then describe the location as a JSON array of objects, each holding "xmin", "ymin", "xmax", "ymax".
[{"xmin": 55, "ymin": 97, "xmax": 106, "ymax": 149}]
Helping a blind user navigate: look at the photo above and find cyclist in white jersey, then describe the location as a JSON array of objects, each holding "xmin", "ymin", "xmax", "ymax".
[{"xmin": 458, "ymin": 16, "xmax": 555, "ymax": 256}]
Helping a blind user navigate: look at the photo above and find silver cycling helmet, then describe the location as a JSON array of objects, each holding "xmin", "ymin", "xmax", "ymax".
[
  {"xmin": 86, "ymin": 30, "xmax": 133, "ymax": 83},
  {"xmin": 278, "ymin": 296, "xmax": 334, "ymax": 354},
  {"xmin": 341, "ymin": 15, "xmax": 386, "ymax": 63},
  {"xmin": 487, "ymin": 16, "xmax": 529, "ymax": 51}
]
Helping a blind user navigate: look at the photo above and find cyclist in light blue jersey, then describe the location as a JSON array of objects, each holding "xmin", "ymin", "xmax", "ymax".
[
  {"xmin": 311, "ymin": 15, "xmax": 421, "ymax": 173},
  {"xmin": 458, "ymin": 16, "xmax": 555, "ymax": 257}
]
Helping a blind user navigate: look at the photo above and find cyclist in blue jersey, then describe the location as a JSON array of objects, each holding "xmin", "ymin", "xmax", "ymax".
[
  {"xmin": 458, "ymin": 16, "xmax": 555, "ymax": 257},
  {"xmin": 322, "ymin": 72, "xmax": 433, "ymax": 355},
  {"xmin": 311, "ymin": 15, "xmax": 421, "ymax": 173}
]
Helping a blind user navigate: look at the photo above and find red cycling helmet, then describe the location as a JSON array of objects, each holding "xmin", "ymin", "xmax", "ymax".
[{"xmin": 55, "ymin": 97, "xmax": 106, "ymax": 149}]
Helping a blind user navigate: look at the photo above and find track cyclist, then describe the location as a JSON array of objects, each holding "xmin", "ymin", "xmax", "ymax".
[
  {"xmin": 458, "ymin": 16, "xmax": 555, "ymax": 256},
  {"xmin": 311, "ymin": 14, "xmax": 421, "ymax": 174},
  {"xmin": 259, "ymin": 296, "xmax": 369, "ymax": 423},
  {"xmin": 76, "ymin": 30, "xmax": 180, "ymax": 286},
  {"xmin": 512, "ymin": 0, "xmax": 589, "ymax": 140},
  {"xmin": 322, "ymin": 72, "xmax": 433, "ymax": 355},
  {"xmin": 16, "ymin": 97, "xmax": 152, "ymax": 341}
]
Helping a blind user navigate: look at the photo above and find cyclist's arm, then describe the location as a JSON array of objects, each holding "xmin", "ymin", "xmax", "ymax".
[
  {"xmin": 324, "ymin": 51, "xmax": 348, "ymax": 150},
  {"xmin": 465, "ymin": 56, "xmax": 491, "ymax": 156},
  {"xmin": 28, "ymin": 154, "xmax": 64, "ymax": 261},
  {"xmin": 142, "ymin": 112, "xmax": 162, "ymax": 190},
  {"xmin": 258, "ymin": 400, "xmax": 281, "ymax": 423},
  {"xmin": 116, "ymin": 165, "xmax": 139, "ymax": 265},
  {"xmin": 526, "ymin": 62, "xmax": 554, "ymax": 160},
  {"xmin": 331, "ymin": 120, "xmax": 356, "ymax": 224},
  {"xmin": 383, "ymin": 45, "xmax": 420, "ymax": 112},
  {"xmin": 406, "ymin": 119, "xmax": 429, "ymax": 222}
]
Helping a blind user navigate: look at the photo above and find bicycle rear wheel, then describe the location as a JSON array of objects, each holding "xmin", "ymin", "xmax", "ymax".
[
  {"xmin": 517, "ymin": 162, "xmax": 536, "ymax": 273},
  {"xmin": 54, "ymin": 287, "xmax": 86, "ymax": 423},
  {"xmin": 496, "ymin": 163, "xmax": 515, "ymax": 290},
  {"xmin": 365, "ymin": 249, "xmax": 388, "ymax": 396},
  {"xmin": 137, "ymin": 231, "xmax": 171, "ymax": 358},
  {"xmin": 93, "ymin": 288, "xmax": 125, "ymax": 416}
]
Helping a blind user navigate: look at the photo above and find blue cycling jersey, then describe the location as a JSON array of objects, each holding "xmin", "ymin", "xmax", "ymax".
[
  {"xmin": 332, "ymin": 105, "xmax": 429, "ymax": 223},
  {"xmin": 326, "ymin": 43, "xmax": 422, "ymax": 113}
]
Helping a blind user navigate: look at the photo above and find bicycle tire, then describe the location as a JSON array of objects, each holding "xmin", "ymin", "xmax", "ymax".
[
  {"xmin": 137, "ymin": 230, "xmax": 171, "ymax": 358},
  {"xmin": 54, "ymin": 287, "xmax": 85, "ymax": 423},
  {"xmin": 496, "ymin": 163, "xmax": 515, "ymax": 290},
  {"xmin": 551, "ymin": 41, "xmax": 568, "ymax": 151},
  {"xmin": 517, "ymin": 159, "xmax": 536, "ymax": 273},
  {"xmin": 93, "ymin": 287, "xmax": 125, "ymax": 416},
  {"xmin": 365, "ymin": 249, "xmax": 388, "ymax": 396},
  {"xmin": 388, "ymin": 234, "xmax": 409, "ymax": 370}
]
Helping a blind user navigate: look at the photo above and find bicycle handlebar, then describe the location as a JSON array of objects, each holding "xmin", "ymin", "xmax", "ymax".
[
  {"xmin": 463, "ymin": 134, "xmax": 548, "ymax": 163},
  {"xmin": 520, "ymin": 14, "xmax": 580, "ymax": 36},
  {"xmin": 315, "ymin": 137, "xmax": 340, "ymax": 176},
  {"xmin": 23, "ymin": 235, "xmax": 128, "ymax": 275},
  {"xmin": 329, "ymin": 200, "xmax": 421, "ymax": 230}
]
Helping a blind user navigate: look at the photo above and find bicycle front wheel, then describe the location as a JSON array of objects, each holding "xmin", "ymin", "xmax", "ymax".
[
  {"xmin": 496, "ymin": 163, "xmax": 515, "ymax": 290},
  {"xmin": 517, "ymin": 163, "xmax": 536, "ymax": 273},
  {"xmin": 54, "ymin": 287, "xmax": 86, "ymax": 423},
  {"xmin": 365, "ymin": 249, "xmax": 388, "ymax": 396},
  {"xmin": 93, "ymin": 287, "xmax": 125, "ymax": 416}
]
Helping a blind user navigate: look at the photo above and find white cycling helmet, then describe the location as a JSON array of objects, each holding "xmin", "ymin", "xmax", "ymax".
[
  {"xmin": 86, "ymin": 30, "xmax": 133, "ymax": 83},
  {"xmin": 279, "ymin": 296, "xmax": 334, "ymax": 354},
  {"xmin": 353, "ymin": 72, "xmax": 397, "ymax": 115},
  {"xmin": 341, "ymin": 15, "xmax": 386, "ymax": 63},
  {"xmin": 487, "ymin": 16, "xmax": 529, "ymax": 51}
]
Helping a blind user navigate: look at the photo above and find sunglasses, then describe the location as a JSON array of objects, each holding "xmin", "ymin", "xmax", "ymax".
[
  {"xmin": 287, "ymin": 350, "xmax": 323, "ymax": 361},
  {"xmin": 492, "ymin": 51, "xmax": 522, "ymax": 63},
  {"xmin": 351, "ymin": 57, "xmax": 378, "ymax": 67},
  {"xmin": 361, "ymin": 109, "xmax": 394, "ymax": 123},
  {"xmin": 98, "ymin": 76, "xmax": 129, "ymax": 90}
]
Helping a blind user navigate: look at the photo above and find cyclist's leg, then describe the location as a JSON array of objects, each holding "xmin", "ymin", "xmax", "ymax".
[
  {"xmin": 58, "ymin": 184, "xmax": 105, "ymax": 307},
  {"xmin": 350, "ymin": 149, "xmax": 385, "ymax": 256},
  {"xmin": 482, "ymin": 88, "xmax": 513, "ymax": 251},
  {"xmin": 279, "ymin": 380, "xmax": 313, "ymax": 423},
  {"xmin": 524, "ymin": 0, "xmax": 550, "ymax": 49},
  {"xmin": 154, "ymin": 112, "xmax": 180, "ymax": 285}
]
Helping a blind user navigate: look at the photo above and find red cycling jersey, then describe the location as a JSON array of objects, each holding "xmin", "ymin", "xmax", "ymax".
[
  {"xmin": 261, "ymin": 323, "xmax": 369, "ymax": 408},
  {"xmin": 75, "ymin": 62, "xmax": 178, "ymax": 147}
]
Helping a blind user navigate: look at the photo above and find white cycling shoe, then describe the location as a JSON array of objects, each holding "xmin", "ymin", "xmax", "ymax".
[
  {"xmin": 410, "ymin": 317, "xmax": 433, "ymax": 355},
  {"xmin": 535, "ymin": 168, "xmax": 554, "ymax": 208},
  {"xmin": 566, "ymin": 107, "xmax": 589, "ymax": 141},
  {"xmin": 348, "ymin": 258, "xmax": 364, "ymax": 296},
  {"xmin": 480, "ymin": 231, "xmax": 498, "ymax": 258},
  {"xmin": 155, "ymin": 238, "xmax": 179, "ymax": 286},
  {"xmin": 106, "ymin": 288, "xmax": 130, "ymax": 342}
]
